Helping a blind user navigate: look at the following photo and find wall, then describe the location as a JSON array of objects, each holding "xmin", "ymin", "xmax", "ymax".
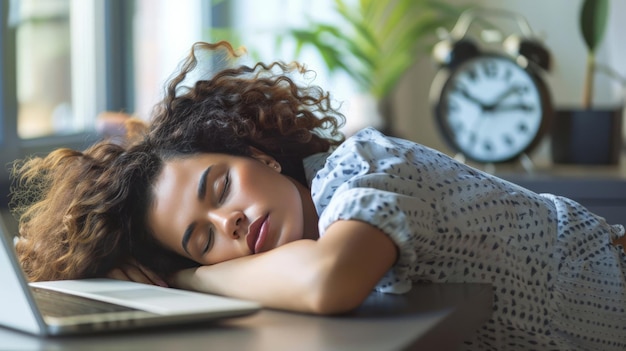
[{"xmin": 393, "ymin": 0, "xmax": 626, "ymax": 163}]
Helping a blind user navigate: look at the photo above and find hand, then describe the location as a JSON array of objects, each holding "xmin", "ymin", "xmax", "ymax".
[{"xmin": 106, "ymin": 259, "xmax": 169, "ymax": 287}]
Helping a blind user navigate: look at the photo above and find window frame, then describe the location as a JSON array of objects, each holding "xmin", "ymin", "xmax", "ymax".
[{"xmin": 0, "ymin": 0, "xmax": 135, "ymax": 208}]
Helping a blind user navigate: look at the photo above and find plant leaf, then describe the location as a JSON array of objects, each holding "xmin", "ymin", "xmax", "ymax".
[
  {"xmin": 280, "ymin": 0, "xmax": 466, "ymax": 97},
  {"xmin": 580, "ymin": 0, "xmax": 609, "ymax": 53}
]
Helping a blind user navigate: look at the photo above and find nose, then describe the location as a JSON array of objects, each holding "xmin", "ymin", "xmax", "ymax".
[{"xmin": 209, "ymin": 209, "xmax": 245, "ymax": 239}]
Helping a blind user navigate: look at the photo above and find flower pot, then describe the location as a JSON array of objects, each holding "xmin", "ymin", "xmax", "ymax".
[{"xmin": 550, "ymin": 107, "xmax": 623, "ymax": 165}]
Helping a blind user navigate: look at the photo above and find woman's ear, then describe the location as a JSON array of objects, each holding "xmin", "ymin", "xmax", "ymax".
[{"xmin": 249, "ymin": 147, "xmax": 282, "ymax": 173}]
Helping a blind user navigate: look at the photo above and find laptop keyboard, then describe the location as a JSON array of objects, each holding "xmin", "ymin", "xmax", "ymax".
[{"xmin": 32, "ymin": 287, "xmax": 137, "ymax": 317}]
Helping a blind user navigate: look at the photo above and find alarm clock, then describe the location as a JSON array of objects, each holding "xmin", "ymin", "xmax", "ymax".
[{"xmin": 430, "ymin": 9, "xmax": 553, "ymax": 164}]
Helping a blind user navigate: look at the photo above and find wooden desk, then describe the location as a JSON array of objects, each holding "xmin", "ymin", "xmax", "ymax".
[{"xmin": 0, "ymin": 283, "xmax": 492, "ymax": 351}]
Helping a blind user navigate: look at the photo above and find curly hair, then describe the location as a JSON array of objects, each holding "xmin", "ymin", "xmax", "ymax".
[
  {"xmin": 149, "ymin": 41, "xmax": 344, "ymax": 185},
  {"xmin": 10, "ymin": 121, "xmax": 172, "ymax": 281},
  {"xmin": 9, "ymin": 40, "xmax": 345, "ymax": 281}
]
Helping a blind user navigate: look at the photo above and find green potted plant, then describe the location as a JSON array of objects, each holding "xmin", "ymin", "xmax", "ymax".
[
  {"xmin": 551, "ymin": 0, "xmax": 624, "ymax": 165},
  {"xmin": 281, "ymin": 0, "xmax": 466, "ymax": 134}
]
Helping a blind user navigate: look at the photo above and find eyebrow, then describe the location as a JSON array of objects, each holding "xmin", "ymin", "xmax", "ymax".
[{"xmin": 181, "ymin": 165, "xmax": 213, "ymax": 255}]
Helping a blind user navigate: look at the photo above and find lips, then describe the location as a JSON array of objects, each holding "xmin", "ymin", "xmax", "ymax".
[{"xmin": 246, "ymin": 214, "xmax": 269, "ymax": 254}]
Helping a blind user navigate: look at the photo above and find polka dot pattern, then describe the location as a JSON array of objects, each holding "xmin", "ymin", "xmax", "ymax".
[{"xmin": 304, "ymin": 128, "xmax": 626, "ymax": 350}]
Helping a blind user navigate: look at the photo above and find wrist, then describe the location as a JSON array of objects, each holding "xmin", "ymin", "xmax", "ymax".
[{"xmin": 168, "ymin": 267, "xmax": 200, "ymax": 290}]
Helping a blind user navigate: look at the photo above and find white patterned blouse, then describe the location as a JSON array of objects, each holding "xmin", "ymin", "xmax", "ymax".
[{"xmin": 304, "ymin": 127, "xmax": 626, "ymax": 351}]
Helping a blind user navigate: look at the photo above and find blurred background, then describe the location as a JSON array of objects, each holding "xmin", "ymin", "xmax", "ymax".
[{"xmin": 1, "ymin": 0, "xmax": 625, "ymax": 211}]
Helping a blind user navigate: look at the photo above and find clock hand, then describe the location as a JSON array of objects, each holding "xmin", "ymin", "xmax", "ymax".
[
  {"xmin": 492, "ymin": 104, "xmax": 534, "ymax": 112},
  {"xmin": 487, "ymin": 85, "xmax": 524, "ymax": 110},
  {"xmin": 485, "ymin": 86, "xmax": 526, "ymax": 111},
  {"xmin": 493, "ymin": 86, "xmax": 523, "ymax": 104},
  {"xmin": 456, "ymin": 86, "xmax": 488, "ymax": 110},
  {"xmin": 465, "ymin": 109, "xmax": 488, "ymax": 151}
]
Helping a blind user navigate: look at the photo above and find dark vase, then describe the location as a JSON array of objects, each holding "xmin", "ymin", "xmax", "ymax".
[
  {"xmin": 377, "ymin": 95, "xmax": 394, "ymax": 136},
  {"xmin": 550, "ymin": 107, "xmax": 624, "ymax": 165}
]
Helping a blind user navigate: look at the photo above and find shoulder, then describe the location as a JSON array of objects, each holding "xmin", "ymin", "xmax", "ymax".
[
  {"xmin": 304, "ymin": 128, "xmax": 387, "ymax": 186},
  {"xmin": 335, "ymin": 127, "xmax": 407, "ymax": 154},
  {"xmin": 309, "ymin": 128, "xmax": 396, "ymax": 191},
  {"xmin": 309, "ymin": 128, "xmax": 426, "ymax": 224},
  {"xmin": 330, "ymin": 127, "xmax": 454, "ymax": 166},
  {"xmin": 322, "ymin": 127, "xmax": 410, "ymax": 171},
  {"xmin": 316, "ymin": 127, "xmax": 462, "ymax": 185}
]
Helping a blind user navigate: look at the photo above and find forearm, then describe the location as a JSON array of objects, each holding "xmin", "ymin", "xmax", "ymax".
[
  {"xmin": 170, "ymin": 220, "xmax": 397, "ymax": 314},
  {"xmin": 173, "ymin": 239, "xmax": 334, "ymax": 312}
]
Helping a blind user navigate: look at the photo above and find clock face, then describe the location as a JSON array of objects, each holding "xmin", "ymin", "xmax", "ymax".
[{"xmin": 434, "ymin": 54, "xmax": 549, "ymax": 163}]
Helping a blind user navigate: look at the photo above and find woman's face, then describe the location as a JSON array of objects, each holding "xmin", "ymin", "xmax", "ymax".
[{"xmin": 147, "ymin": 150, "xmax": 310, "ymax": 265}]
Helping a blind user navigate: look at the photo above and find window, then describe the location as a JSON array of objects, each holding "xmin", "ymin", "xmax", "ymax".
[
  {"xmin": 15, "ymin": 0, "xmax": 72, "ymax": 138},
  {"xmin": 132, "ymin": 0, "xmax": 356, "ymax": 120},
  {"xmin": 225, "ymin": 0, "xmax": 358, "ymax": 131},
  {"xmin": 0, "ymin": 0, "xmax": 352, "ymax": 208},
  {"xmin": 0, "ymin": 0, "xmax": 131, "ymax": 206},
  {"xmin": 132, "ymin": 0, "xmax": 205, "ymax": 120},
  {"xmin": 11, "ymin": 0, "xmax": 109, "ymax": 139}
]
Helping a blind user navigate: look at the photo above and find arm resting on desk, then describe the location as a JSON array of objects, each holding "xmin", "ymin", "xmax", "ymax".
[{"xmin": 170, "ymin": 220, "xmax": 397, "ymax": 315}]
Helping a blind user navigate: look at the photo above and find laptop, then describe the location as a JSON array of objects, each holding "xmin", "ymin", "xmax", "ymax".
[{"xmin": 0, "ymin": 218, "xmax": 260, "ymax": 336}]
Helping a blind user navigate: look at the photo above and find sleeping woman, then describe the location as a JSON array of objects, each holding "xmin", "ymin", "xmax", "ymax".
[{"xmin": 10, "ymin": 41, "xmax": 626, "ymax": 350}]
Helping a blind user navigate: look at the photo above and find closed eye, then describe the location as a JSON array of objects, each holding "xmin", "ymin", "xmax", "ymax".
[
  {"xmin": 219, "ymin": 171, "xmax": 230, "ymax": 203},
  {"xmin": 202, "ymin": 227, "xmax": 214, "ymax": 254}
]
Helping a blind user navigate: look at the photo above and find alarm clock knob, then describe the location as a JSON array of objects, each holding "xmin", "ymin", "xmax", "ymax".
[
  {"xmin": 433, "ymin": 38, "xmax": 480, "ymax": 69},
  {"xmin": 503, "ymin": 34, "xmax": 551, "ymax": 71}
]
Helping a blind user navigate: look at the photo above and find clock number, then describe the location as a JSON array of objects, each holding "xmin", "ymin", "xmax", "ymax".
[
  {"xmin": 517, "ymin": 122, "xmax": 529, "ymax": 133},
  {"xmin": 466, "ymin": 67, "xmax": 478, "ymax": 81},
  {"xmin": 469, "ymin": 132, "xmax": 477, "ymax": 145},
  {"xmin": 518, "ymin": 84, "xmax": 530, "ymax": 96},
  {"xmin": 482, "ymin": 140, "xmax": 493, "ymax": 152},
  {"xmin": 503, "ymin": 134, "xmax": 514, "ymax": 147},
  {"xmin": 482, "ymin": 60, "xmax": 498, "ymax": 78},
  {"xmin": 451, "ymin": 81, "xmax": 468, "ymax": 94}
]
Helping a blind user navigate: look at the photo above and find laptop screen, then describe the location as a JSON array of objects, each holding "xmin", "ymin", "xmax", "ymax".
[{"xmin": 0, "ymin": 224, "xmax": 46, "ymax": 335}]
